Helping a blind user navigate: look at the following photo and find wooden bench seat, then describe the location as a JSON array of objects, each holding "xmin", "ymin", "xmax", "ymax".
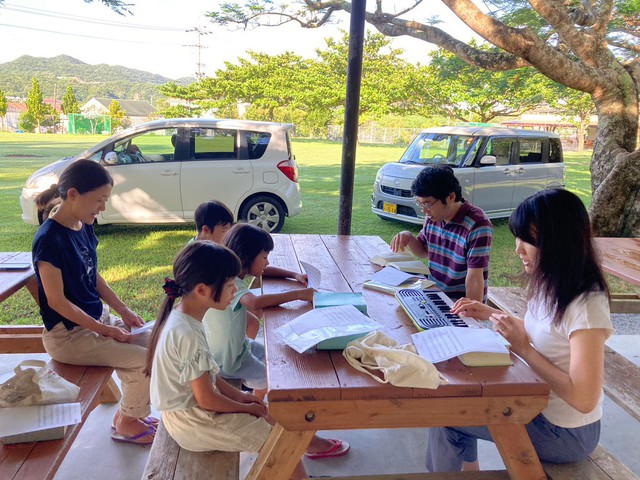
[
  {"xmin": 0, "ymin": 360, "xmax": 119, "ymax": 480},
  {"xmin": 488, "ymin": 287, "xmax": 640, "ymax": 480},
  {"xmin": 141, "ymin": 421, "xmax": 239, "ymax": 480}
]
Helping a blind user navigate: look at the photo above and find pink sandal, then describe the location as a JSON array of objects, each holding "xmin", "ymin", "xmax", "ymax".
[{"xmin": 304, "ymin": 439, "xmax": 351, "ymax": 460}]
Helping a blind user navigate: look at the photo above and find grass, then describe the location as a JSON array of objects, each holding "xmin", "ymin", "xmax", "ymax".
[{"xmin": 0, "ymin": 132, "xmax": 606, "ymax": 325}]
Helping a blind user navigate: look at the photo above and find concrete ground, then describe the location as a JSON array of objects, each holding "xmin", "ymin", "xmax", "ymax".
[{"xmin": 1, "ymin": 328, "xmax": 638, "ymax": 479}]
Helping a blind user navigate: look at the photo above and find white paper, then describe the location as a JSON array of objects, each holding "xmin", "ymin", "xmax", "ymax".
[
  {"xmin": 371, "ymin": 266, "xmax": 416, "ymax": 286},
  {"xmin": 131, "ymin": 320, "xmax": 155, "ymax": 335},
  {"xmin": 274, "ymin": 305, "xmax": 381, "ymax": 353},
  {"xmin": 289, "ymin": 305, "xmax": 368, "ymax": 336},
  {"xmin": 300, "ymin": 261, "xmax": 321, "ymax": 290},
  {"xmin": 0, "ymin": 403, "xmax": 82, "ymax": 437},
  {"xmin": 412, "ymin": 327, "xmax": 509, "ymax": 363}
]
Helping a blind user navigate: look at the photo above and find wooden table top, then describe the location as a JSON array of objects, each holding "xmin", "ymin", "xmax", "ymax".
[
  {"xmin": 594, "ymin": 237, "xmax": 640, "ymax": 287},
  {"xmin": 262, "ymin": 234, "xmax": 549, "ymax": 404},
  {"xmin": 0, "ymin": 253, "xmax": 35, "ymax": 304}
]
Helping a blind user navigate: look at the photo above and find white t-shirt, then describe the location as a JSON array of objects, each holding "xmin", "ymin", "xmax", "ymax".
[
  {"xmin": 151, "ymin": 310, "xmax": 220, "ymax": 412},
  {"xmin": 525, "ymin": 291, "xmax": 613, "ymax": 428}
]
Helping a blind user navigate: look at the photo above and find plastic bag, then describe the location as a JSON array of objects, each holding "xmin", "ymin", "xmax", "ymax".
[
  {"xmin": 343, "ymin": 331, "xmax": 446, "ymax": 389},
  {"xmin": 0, "ymin": 360, "xmax": 80, "ymax": 407}
]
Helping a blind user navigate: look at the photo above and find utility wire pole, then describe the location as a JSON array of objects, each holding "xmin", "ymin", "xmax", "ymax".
[{"xmin": 185, "ymin": 26, "xmax": 211, "ymax": 79}]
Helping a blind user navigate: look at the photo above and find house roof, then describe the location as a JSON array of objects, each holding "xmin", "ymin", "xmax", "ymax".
[{"xmin": 84, "ymin": 98, "xmax": 157, "ymax": 117}]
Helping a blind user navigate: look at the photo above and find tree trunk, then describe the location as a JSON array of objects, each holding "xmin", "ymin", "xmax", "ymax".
[{"xmin": 589, "ymin": 89, "xmax": 640, "ymax": 236}]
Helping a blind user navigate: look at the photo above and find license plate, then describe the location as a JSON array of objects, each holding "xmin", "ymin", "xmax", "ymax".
[{"xmin": 383, "ymin": 202, "xmax": 397, "ymax": 214}]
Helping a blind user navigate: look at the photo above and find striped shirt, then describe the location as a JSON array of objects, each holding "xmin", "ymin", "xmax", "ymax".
[{"xmin": 417, "ymin": 201, "xmax": 493, "ymax": 300}]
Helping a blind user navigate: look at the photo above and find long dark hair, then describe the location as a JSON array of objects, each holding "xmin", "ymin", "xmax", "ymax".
[
  {"xmin": 223, "ymin": 223, "xmax": 274, "ymax": 270},
  {"xmin": 35, "ymin": 159, "xmax": 114, "ymax": 212},
  {"xmin": 509, "ymin": 189, "xmax": 608, "ymax": 324},
  {"xmin": 145, "ymin": 241, "xmax": 241, "ymax": 375}
]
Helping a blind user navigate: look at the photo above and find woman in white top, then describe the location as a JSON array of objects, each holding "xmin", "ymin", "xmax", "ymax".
[{"xmin": 426, "ymin": 188, "xmax": 613, "ymax": 472}]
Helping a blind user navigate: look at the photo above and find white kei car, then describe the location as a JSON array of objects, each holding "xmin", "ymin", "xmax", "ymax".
[{"xmin": 20, "ymin": 118, "xmax": 302, "ymax": 233}]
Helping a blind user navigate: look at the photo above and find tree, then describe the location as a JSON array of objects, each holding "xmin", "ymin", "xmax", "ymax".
[
  {"xmin": 208, "ymin": 1, "xmax": 640, "ymax": 236},
  {"xmin": 108, "ymin": 100, "xmax": 126, "ymax": 130},
  {"xmin": 24, "ymin": 77, "xmax": 51, "ymax": 132},
  {"xmin": 61, "ymin": 86, "xmax": 80, "ymax": 115},
  {"xmin": 420, "ymin": 46, "xmax": 550, "ymax": 123},
  {"xmin": 0, "ymin": 89, "xmax": 7, "ymax": 132},
  {"xmin": 158, "ymin": 82, "xmax": 202, "ymax": 118},
  {"xmin": 555, "ymin": 88, "xmax": 597, "ymax": 152}
]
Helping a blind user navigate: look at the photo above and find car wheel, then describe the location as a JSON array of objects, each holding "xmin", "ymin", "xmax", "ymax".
[{"xmin": 240, "ymin": 195, "xmax": 286, "ymax": 233}]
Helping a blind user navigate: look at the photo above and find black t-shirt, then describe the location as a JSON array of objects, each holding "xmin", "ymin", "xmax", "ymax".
[{"xmin": 32, "ymin": 219, "xmax": 102, "ymax": 331}]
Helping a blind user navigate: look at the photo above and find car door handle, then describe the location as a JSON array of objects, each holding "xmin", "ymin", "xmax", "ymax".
[
  {"xmin": 516, "ymin": 167, "xmax": 526, "ymax": 174},
  {"xmin": 233, "ymin": 169, "xmax": 251, "ymax": 174},
  {"xmin": 160, "ymin": 170, "xmax": 178, "ymax": 176},
  {"xmin": 502, "ymin": 168, "xmax": 512, "ymax": 175}
]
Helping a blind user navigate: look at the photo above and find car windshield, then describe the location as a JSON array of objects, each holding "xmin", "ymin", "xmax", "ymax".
[{"xmin": 399, "ymin": 133, "xmax": 478, "ymax": 166}]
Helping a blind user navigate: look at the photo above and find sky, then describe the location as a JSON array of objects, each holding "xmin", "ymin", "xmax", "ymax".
[{"xmin": 0, "ymin": 0, "xmax": 475, "ymax": 80}]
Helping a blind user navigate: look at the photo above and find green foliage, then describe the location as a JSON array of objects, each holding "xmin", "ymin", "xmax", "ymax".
[
  {"xmin": 0, "ymin": 89, "xmax": 7, "ymax": 130},
  {"xmin": 0, "ymin": 55, "xmax": 188, "ymax": 104},
  {"xmin": 24, "ymin": 78, "xmax": 53, "ymax": 132},
  {"xmin": 108, "ymin": 100, "xmax": 126, "ymax": 130},
  {"xmin": 420, "ymin": 46, "xmax": 551, "ymax": 123},
  {"xmin": 61, "ymin": 86, "xmax": 80, "ymax": 115}
]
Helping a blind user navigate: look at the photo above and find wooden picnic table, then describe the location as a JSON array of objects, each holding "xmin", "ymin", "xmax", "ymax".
[
  {"xmin": 594, "ymin": 237, "xmax": 640, "ymax": 288},
  {"xmin": 0, "ymin": 253, "xmax": 43, "ymax": 354},
  {"xmin": 248, "ymin": 234, "xmax": 550, "ymax": 480},
  {"xmin": 0, "ymin": 253, "xmax": 37, "ymax": 304}
]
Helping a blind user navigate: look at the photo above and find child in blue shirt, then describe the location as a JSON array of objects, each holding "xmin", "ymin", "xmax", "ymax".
[{"xmin": 193, "ymin": 200, "xmax": 307, "ymax": 338}]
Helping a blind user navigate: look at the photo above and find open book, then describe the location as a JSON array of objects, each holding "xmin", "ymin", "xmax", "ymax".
[
  {"xmin": 412, "ymin": 327, "xmax": 512, "ymax": 367},
  {"xmin": 363, "ymin": 277, "xmax": 434, "ymax": 295},
  {"xmin": 370, "ymin": 252, "xmax": 430, "ymax": 276}
]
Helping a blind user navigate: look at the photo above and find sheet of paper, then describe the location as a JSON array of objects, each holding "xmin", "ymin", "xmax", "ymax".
[
  {"xmin": 289, "ymin": 305, "xmax": 369, "ymax": 336},
  {"xmin": 300, "ymin": 261, "xmax": 321, "ymax": 290},
  {"xmin": 0, "ymin": 403, "xmax": 82, "ymax": 437},
  {"xmin": 412, "ymin": 327, "xmax": 509, "ymax": 363},
  {"xmin": 131, "ymin": 320, "xmax": 155, "ymax": 335},
  {"xmin": 370, "ymin": 266, "xmax": 416, "ymax": 286}
]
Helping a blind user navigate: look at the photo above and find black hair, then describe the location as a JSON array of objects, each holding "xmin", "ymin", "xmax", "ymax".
[
  {"xmin": 35, "ymin": 159, "xmax": 114, "ymax": 211},
  {"xmin": 145, "ymin": 241, "xmax": 241, "ymax": 374},
  {"xmin": 223, "ymin": 223, "xmax": 274, "ymax": 270},
  {"xmin": 509, "ymin": 189, "xmax": 608, "ymax": 325},
  {"xmin": 194, "ymin": 200, "xmax": 234, "ymax": 232},
  {"xmin": 411, "ymin": 165, "xmax": 463, "ymax": 203}
]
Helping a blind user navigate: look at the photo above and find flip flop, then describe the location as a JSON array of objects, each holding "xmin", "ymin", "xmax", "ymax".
[
  {"xmin": 111, "ymin": 426, "xmax": 156, "ymax": 446},
  {"xmin": 111, "ymin": 416, "xmax": 159, "ymax": 430},
  {"xmin": 304, "ymin": 439, "xmax": 350, "ymax": 460}
]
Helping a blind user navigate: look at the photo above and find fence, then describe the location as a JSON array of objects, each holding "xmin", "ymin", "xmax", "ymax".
[{"xmin": 326, "ymin": 125, "xmax": 424, "ymax": 145}]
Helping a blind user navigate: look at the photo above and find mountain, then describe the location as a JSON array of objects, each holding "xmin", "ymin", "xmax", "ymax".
[{"xmin": 0, "ymin": 55, "xmax": 195, "ymax": 104}]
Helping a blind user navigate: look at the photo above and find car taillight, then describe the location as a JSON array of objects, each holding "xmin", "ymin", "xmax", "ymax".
[{"xmin": 277, "ymin": 160, "xmax": 298, "ymax": 183}]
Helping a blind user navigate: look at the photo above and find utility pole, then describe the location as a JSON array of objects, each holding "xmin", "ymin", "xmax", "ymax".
[{"xmin": 185, "ymin": 26, "xmax": 211, "ymax": 79}]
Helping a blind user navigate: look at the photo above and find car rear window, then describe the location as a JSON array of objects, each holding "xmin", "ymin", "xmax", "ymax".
[
  {"xmin": 245, "ymin": 131, "xmax": 272, "ymax": 159},
  {"xmin": 190, "ymin": 128, "xmax": 238, "ymax": 159}
]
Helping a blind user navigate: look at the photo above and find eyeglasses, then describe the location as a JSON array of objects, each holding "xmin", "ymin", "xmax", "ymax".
[{"xmin": 415, "ymin": 199, "xmax": 439, "ymax": 211}]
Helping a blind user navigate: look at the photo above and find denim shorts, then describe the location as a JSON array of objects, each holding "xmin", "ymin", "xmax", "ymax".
[{"xmin": 220, "ymin": 339, "xmax": 266, "ymax": 390}]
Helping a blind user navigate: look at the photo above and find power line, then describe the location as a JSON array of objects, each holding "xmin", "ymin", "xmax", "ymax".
[
  {"xmin": 0, "ymin": 23, "xmax": 180, "ymax": 46},
  {"xmin": 2, "ymin": 3, "xmax": 186, "ymax": 31}
]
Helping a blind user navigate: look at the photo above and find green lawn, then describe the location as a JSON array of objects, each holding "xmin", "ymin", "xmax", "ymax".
[{"xmin": 0, "ymin": 132, "xmax": 598, "ymax": 325}]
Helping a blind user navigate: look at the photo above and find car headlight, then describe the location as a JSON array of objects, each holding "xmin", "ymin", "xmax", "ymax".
[
  {"xmin": 26, "ymin": 172, "xmax": 56, "ymax": 190},
  {"xmin": 375, "ymin": 172, "xmax": 384, "ymax": 184}
]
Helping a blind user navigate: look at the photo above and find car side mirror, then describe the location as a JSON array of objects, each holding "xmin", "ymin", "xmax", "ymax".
[{"xmin": 479, "ymin": 155, "xmax": 497, "ymax": 165}]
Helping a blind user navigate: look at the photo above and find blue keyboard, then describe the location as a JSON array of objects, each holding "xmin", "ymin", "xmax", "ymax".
[{"xmin": 395, "ymin": 289, "xmax": 480, "ymax": 331}]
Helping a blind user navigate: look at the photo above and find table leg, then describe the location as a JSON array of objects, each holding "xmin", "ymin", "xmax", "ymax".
[
  {"xmin": 26, "ymin": 277, "xmax": 39, "ymax": 306},
  {"xmin": 246, "ymin": 423, "xmax": 315, "ymax": 480},
  {"xmin": 489, "ymin": 423, "xmax": 546, "ymax": 480}
]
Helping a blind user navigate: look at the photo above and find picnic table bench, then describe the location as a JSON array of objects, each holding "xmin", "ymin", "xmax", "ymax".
[
  {"xmin": 0, "ymin": 252, "xmax": 121, "ymax": 480},
  {"xmin": 488, "ymin": 286, "xmax": 640, "ymax": 480},
  {"xmin": 0, "ymin": 360, "xmax": 120, "ymax": 480}
]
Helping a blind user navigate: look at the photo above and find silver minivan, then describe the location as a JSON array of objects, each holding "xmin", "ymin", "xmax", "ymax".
[{"xmin": 371, "ymin": 126, "xmax": 565, "ymax": 224}]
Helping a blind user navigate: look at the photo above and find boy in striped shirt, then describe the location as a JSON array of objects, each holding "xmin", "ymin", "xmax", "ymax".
[{"xmin": 390, "ymin": 165, "xmax": 493, "ymax": 302}]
